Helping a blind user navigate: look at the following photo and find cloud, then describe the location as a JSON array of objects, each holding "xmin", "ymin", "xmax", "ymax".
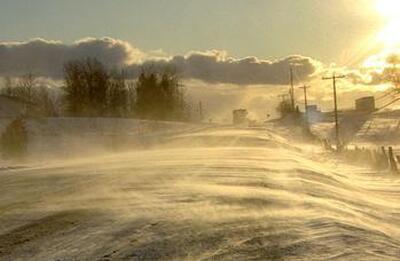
[
  {"xmin": 0, "ymin": 37, "xmax": 323, "ymax": 85},
  {"xmin": 349, "ymin": 49, "xmax": 400, "ymax": 85},
  {"xmin": 0, "ymin": 37, "xmax": 143, "ymax": 78},
  {"xmin": 130, "ymin": 50, "xmax": 323, "ymax": 85},
  {"xmin": 5, "ymin": 37, "xmax": 397, "ymax": 90}
]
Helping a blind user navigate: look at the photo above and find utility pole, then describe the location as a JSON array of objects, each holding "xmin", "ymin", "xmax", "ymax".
[
  {"xmin": 289, "ymin": 67, "xmax": 295, "ymax": 111},
  {"xmin": 198, "ymin": 101, "xmax": 203, "ymax": 122},
  {"xmin": 298, "ymin": 85, "xmax": 310, "ymax": 115},
  {"xmin": 322, "ymin": 73, "xmax": 345, "ymax": 151}
]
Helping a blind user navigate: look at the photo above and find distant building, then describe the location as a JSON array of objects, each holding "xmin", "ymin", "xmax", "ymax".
[
  {"xmin": 233, "ymin": 109, "xmax": 248, "ymax": 125},
  {"xmin": 355, "ymin": 96, "xmax": 375, "ymax": 112},
  {"xmin": 306, "ymin": 105, "xmax": 319, "ymax": 113},
  {"xmin": 305, "ymin": 105, "xmax": 323, "ymax": 123},
  {"xmin": 0, "ymin": 95, "xmax": 38, "ymax": 118}
]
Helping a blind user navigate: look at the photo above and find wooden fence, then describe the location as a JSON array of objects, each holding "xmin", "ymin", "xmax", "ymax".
[{"xmin": 333, "ymin": 144, "xmax": 399, "ymax": 173}]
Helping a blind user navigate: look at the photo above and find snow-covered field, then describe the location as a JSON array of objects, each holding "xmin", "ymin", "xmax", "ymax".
[
  {"xmin": 0, "ymin": 117, "xmax": 203, "ymax": 161},
  {"xmin": 1, "ymin": 126, "xmax": 400, "ymax": 260}
]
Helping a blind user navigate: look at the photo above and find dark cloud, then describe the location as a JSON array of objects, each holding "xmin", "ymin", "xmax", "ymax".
[
  {"xmin": 0, "ymin": 37, "xmax": 142, "ymax": 78},
  {"xmin": 129, "ymin": 50, "xmax": 323, "ymax": 85},
  {"xmin": 0, "ymin": 38, "xmax": 322, "ymax": 85}
]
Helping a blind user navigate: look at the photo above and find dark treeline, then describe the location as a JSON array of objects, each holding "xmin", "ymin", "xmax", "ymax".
[
  {"xmin": 63, "ymin": 58, "xmax": 129, "ymax": 117},
  {"xmin": 135, "ymin": 69, "xmax": 190, "ymax": 121},
  {"xmin": 0, "ymin": 58, "xmax": 197, "ymax": 122}
]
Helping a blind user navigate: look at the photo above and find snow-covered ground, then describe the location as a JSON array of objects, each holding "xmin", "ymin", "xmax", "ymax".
[
  {"xmin": 310, "ymin": 113, "xmax": 400, "ymax": 147},
  {"xmin": 1, "ymin": 126, "xmax": 400, "ymax": 260},
  {"xmin": 0, "ymin": 117, "xmax": 204, "ymax": 161}
]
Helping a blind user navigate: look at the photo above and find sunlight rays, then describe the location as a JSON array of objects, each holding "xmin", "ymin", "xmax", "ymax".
[{"xmin": 375, "ymin": 0, "xmax": 400, "ymax": 48}]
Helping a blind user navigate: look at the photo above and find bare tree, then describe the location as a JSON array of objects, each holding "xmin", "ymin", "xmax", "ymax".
[
  {"xmin": 15, "ymin": 73, "xmax": 36, "ymax": 103},
  {"xmin": 108, "ymin": 71, "xmax": 128, "ymax": 117}
]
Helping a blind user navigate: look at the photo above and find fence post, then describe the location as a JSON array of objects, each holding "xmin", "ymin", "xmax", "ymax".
[
  {"xmin": 396, "ymin": 156, "xmax": 400, "ymax": 166},
  {"xmin": 388, "ymin": 147, "xmax": 398, "ymax": 173},
  {"xmin": 381, "ymin": 146, "xmax": 387, "ymax": 158},
  {"xmin": 381, "ymin": 147, "xmax": 389, "ymax": 170}
]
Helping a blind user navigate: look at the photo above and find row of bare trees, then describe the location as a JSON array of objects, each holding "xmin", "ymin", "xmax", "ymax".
[
  {"xmin": 1, "ymin": 74, "xmax": 58, "ymax": 117},
  {"xmin": 0, "ymin": 58, "xmax": 192, "ymax": 121}
]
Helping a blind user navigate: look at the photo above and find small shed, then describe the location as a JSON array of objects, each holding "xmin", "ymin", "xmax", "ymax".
[
  {"xmin": 355, "ymin": 96, "xmax": 375, "ymax": 112},
  {"xmin": 306, "ymin": 105, "xmax": 319, "ymax": 113}
]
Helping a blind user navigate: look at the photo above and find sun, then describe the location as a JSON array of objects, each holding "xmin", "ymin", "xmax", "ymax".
[
  {"xmin": 375, "ymin": 0, "xmax": 400, "ymax": 47},
  {"xmin": 375, "ymin": 0, "xmax": 399, "ymax": 19}
]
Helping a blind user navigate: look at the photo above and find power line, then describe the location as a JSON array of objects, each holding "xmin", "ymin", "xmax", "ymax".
[
  {"xmin": 376, "ymin": 89, "xmax": 397, "ymax": 101},
  {"xmin": 376, "ymin": 94, "xmax": 397, "ymax": 108},
  {"xmin": 376, "ymin": 97, "xmax": 400, "ymax": 111}
]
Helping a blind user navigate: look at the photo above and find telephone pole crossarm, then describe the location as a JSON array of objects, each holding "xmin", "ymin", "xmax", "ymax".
[{"xmin": 322, "ymin": 75, "xmax": 345, "ymax": 81}]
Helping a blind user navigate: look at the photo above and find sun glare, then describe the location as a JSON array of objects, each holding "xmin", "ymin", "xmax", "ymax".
[
  {"xmin": 375, "ymin": 0, "xmax": 400, "ymax": 47},
  {"xmin": 375, "ymin": 0, "xmax": 399, "ymax": 18}
]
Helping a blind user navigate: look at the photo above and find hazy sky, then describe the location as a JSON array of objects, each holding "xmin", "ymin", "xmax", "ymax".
[
  {"xmin": 0, "ymin": 0, "xmax": 383, "ymax": 65},
  {"xmin": 1, "ymin": 0, "xmax": 398, "ymax": 118}
]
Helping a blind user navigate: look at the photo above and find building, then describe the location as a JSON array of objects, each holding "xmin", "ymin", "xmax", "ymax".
[
  {"xmin": 305, "ymin": 105, "xmax": 323, "ymax": 123},
  {"xmin": 355, "ymin": 96, "xmax": 375, "ymax": 112},
  {"xmin": 306, "ymin": 105, "xmax": 319, "ymax": 113},
  {"xmin": 232, "ymin": 109, "xmax": 248, "ymax": 125}
]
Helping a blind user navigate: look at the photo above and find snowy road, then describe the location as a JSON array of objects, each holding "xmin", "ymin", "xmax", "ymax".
[{"xmin": 1, "ymin": 127, "xmax": 400, "ymax": 260}]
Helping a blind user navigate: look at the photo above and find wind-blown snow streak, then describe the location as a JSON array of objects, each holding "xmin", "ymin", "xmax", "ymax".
[{"xmin": 0, "ymin": 127, "xmax": 399, "ymax": 260}]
